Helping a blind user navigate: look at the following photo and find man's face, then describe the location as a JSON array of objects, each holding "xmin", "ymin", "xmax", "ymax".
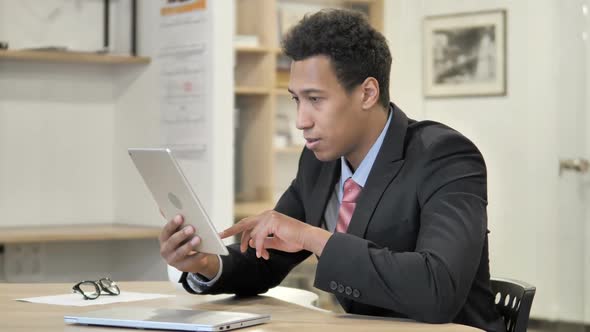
[{"xmin": 288, "ymin": 55, "xmax": 367, "ymax": 162}]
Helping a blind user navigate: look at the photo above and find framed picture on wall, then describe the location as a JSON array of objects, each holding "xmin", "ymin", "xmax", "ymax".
[{"xmin": 423, "ymin": 10, "xmax": 506, "ymax": 98}]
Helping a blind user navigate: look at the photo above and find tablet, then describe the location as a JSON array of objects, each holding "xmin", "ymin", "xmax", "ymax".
[{"xmin": 128, "ymin": 148, "xmax": 229, "ymax": 256}]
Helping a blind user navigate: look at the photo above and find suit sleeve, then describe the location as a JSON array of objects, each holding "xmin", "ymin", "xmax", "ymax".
[
  {"xmin": 180, "ymin": 151, "xmax": 312, "ymax": 296},
  {"xmin": 314, "ymin": 133, "xmax": 488, "ymax": 323}
]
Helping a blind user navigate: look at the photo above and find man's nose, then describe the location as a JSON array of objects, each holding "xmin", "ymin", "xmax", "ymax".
[{"xmin": 295, "ymin": 107, "xmax": 313, "ymax": 130}]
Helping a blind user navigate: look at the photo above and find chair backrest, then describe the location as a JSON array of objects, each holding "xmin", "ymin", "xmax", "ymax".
[{"xmin": 490, "ymin": 277, "xmax": 536, "ymax": 332}]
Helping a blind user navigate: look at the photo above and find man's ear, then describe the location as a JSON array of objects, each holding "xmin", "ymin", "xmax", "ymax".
[{"xmin": 360, "ymin": 77, "xmax": 380, "ymax": 110}]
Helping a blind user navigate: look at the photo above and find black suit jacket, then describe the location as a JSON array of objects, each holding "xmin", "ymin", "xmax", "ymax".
[{"xmin": 181, "ymin": 103, "xmax": 505, "ymax": 332}]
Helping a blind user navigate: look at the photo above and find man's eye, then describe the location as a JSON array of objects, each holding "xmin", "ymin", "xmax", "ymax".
[
  {"xmin": 309, "ymin": 97, "xmax": 320, "ymax": 103},
  {"xmin": 291, "ymin": 96, "xmax": 299, "ymax": 103}
]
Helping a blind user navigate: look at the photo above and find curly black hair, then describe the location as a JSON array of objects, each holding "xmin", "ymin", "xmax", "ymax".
[{"xmin": 282, "ymin": 9, "xmax": 392, "ymax": 108}]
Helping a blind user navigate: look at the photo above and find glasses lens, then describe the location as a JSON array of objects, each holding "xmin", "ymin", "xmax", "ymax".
[
  {"xmin": 99, "ymin": 278, "xmax": 120, "ymax": 295},
  {"xmin": 75, "ymin": 281, "xmax": 100, "ymax": 300}
]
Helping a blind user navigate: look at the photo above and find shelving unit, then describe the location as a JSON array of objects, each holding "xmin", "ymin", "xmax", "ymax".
[
  {"xmin": 233, "ymin": 0, "xmax": 384, "ymax": 220},
  {"xmin": 0, "ymin": 224, "xmax": 160, "ymax": 244},
  {"xmin": 235, "ymin": 46, "xmax": 274, "ymax": 54},
  {"xmin": 0, "ymin": 50, "xmax": 150, "ymax": 65},
  {"xmin": 235, "ymin": 86, "xmax": 271, "ymax": 96}
]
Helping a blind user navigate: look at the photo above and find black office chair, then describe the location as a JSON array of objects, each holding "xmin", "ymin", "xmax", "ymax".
[{"xmin": 490, "ymin": 277, "xmax": 536, "ymax": 332}]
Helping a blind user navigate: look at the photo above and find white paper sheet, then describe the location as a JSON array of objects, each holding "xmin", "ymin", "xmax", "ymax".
[{"xmin": 16, "ymin": 291, "xmax": 174, "ymax": 307}]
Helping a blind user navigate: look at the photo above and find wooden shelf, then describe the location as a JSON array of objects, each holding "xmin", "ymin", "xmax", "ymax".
[
  {"xmin": 275, "ymin": 145, "xmax": 304, "ymax": 154},
  {"xmin": 0, "ymin": 224, "xmax": 161, "ymax": 244},
  {"xmin": 235, "ymin": 86, "xmax": 272, "ymax": 96},
  {"xmin": 234, "ymin": 201, "xmax": 275, "ymax": 220},
  {"xmin": 0, "ymin": 50, "xmax": 151, "ymax": 65},
  {"xmin": 235, "ymin": 46, "xmax": 273, "ymax": 54}
]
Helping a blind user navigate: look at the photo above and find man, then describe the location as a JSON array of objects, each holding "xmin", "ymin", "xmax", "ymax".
[{"xmin": 159, "ymin": 9, "xmax": 505, "ymax": 332}]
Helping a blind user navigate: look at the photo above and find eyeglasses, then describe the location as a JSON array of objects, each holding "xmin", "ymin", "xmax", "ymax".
[{"xmin": 72, "ymin": 277, "xmax": 121, "ymax": 300}]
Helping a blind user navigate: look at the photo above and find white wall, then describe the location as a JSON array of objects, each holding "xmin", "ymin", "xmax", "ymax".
[
  {"xmin": 0, "ymin": 0, "xmax": 119, "ymax": 227},
  {"xmin": 0, "ymin": 1, "xmax": 234, "ymax": 281},
  {"xmin": 385, "ymin": 0, "xmax": 588, "ymax": 322},
  {"xmin": 552, "ymin": 0, "xmax": 588, "ymax": 323},
  {"xmin": 0, "ymin": 0, "xmax": 104, "ymax": 51}
]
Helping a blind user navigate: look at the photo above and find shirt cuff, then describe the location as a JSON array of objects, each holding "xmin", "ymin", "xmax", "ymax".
[{"xmin": 185, "ymin": 255, "xmax": 223, "ymax": 293}]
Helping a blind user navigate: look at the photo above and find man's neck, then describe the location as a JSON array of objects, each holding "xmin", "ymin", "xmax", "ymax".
[{"xmin": 345, "ymin": 106, "xmax": 389, "ymax": 171}]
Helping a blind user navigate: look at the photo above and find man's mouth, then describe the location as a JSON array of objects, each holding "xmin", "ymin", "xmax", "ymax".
[{"xmin": 305, "ymin": 137, "xmax": 321, "ymax": 149}]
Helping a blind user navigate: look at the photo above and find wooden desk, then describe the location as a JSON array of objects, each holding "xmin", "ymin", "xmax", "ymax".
[{"xmin": 0, "ymin": 282, "xmax": 482, "ymax": 331}]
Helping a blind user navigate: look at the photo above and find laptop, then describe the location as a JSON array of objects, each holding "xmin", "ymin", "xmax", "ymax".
[{"xmin": 64, "ymin": 307, "xmax": 270, "ymax": 331}]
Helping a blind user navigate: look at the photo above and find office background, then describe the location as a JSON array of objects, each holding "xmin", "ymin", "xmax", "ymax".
[{"xmin": 0, "ymin": 0, "xmax": 588, "ymax": 327}]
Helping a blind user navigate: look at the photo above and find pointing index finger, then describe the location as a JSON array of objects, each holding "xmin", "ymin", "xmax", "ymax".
[{"xmin": 219, "ymin": 216, "xmax": 256, "ymax": 239}]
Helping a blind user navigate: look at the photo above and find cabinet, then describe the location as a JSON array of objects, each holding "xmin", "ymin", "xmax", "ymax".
[{"xmin": 233, "ymin": 0, "xmax": 384, "ymax": 219}]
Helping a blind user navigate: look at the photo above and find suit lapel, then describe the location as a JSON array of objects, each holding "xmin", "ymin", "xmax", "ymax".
[
  {"xmin": 346, "ymin": 104, "xmax": 409, "ymax": 238},
  {"xmin": 307, "ymin": 160, "xmax": 340, "ymax": 228}
]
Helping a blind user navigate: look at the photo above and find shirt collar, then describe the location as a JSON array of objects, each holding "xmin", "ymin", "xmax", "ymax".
[{"xmin": 338, "ymin": 107, "xmax": 393, "ymax": 201}]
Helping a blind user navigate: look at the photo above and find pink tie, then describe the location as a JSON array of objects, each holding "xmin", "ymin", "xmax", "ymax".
[{"xmin": 336, "ymin": 178, "xmax": 362, "ymax": 233}]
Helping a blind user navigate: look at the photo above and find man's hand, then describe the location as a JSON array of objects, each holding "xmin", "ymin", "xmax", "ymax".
[
  {"xmin": 159, "ymin": 214, "xmax": 220, "ymax": 279},
  {"xmin": 220, "ymin": 210, "xmax": 331, "ymax": 259}
]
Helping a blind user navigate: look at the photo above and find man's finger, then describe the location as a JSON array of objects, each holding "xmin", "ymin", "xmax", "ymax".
[
  {"xmin": 220, "ymin": 217, "xmax": 255, "ymax": 239},
  {"xmin": 254, "ymin": 236, "xmax": 270, "ymax": 260},
  {"xmin": 240, "ymin": 229, "xmax": 252, "ymax": 253},
  {"xmin": 168, "ymin": 235, "xmax": 200, "ymax": 264},
  {"xmin": 161, "ymin": 226, "xmax": 194, "ymax": 259},
  {"xmin": 262, "ymin": 248, "xmax": 270, "ymax": 260},
  {"xmin": 159, "ymin": 214, "xmax": 184, "ymax": 243},
  {"xmin": 253, "ymin": 226, "xmax": 268, "ymax": 259}
]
